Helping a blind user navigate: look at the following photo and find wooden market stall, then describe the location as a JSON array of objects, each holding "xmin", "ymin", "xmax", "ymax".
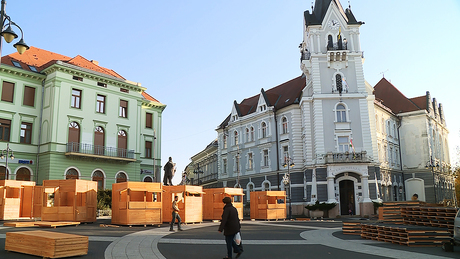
[
  {"xmin": 0, "ymin": 180, "xmax": 37, "ymax": 220},
  {"xmin": 162, "ymin": 185, "xmax": 203, "ymax": 224},
  {"xmin": 250, "ymin": 191, "xmax": 286, "ymax": 220},
  {"xmin": 111, "ymin": 182, "xmax": 162, "ymax": 225},
  {"xmin": 202, "ymin": 187, "xmax": 244, "ymax": 220},
  {"xmin": 41, "ymin": 179, "xmax": 97, "ymax": 222}
]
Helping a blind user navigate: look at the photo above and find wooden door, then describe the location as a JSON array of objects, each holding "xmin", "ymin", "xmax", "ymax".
[{"xmin": 20, "ymin": 186, "xmax": 34, "ymax": 218}]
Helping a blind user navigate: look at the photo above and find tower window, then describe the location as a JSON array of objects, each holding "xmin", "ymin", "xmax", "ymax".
[{"xmin": 336, "ymin": 74, "xmax": 343, "ymax": 93}]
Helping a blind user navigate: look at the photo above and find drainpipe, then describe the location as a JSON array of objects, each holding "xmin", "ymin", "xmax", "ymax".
[
  {"xmin": 36, "ymin": 79, "xmax": 45, "ymax": 184},
  {"xmin": 273, "ymin": 107, "xmax": 280, "ymax": 190},
  {"xmin": 396, "ymin": 117, "xmax": 405, "ymax": 200}
]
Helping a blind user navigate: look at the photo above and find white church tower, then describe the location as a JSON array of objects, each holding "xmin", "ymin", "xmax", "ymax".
[{"xmin": 299, "ymin": 0, "xmax": 377, "ymax": 216}]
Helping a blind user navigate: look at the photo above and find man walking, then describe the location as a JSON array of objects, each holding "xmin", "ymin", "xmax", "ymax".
[
  {"xmin": 218, "ymin": 197, "xmax": 243, "ymax": 258},
  {"xmin": 170, "ymin": 195, "xmax": 183, "ymax": 231}
]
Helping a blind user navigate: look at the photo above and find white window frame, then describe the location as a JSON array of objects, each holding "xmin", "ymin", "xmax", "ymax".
[{"xmin": 281, "ymin": 117, "xmax": 288, "ymax": 134}]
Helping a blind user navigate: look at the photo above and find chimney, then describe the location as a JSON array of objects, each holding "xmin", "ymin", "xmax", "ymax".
[{"xmin": 91, "ymin": 60, "xmax": 99, "ymax": 66}]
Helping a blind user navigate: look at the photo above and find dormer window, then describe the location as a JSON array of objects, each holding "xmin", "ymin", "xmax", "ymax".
[
  {"xmin": 232, "ymin": 115, "xmax": 238, "ymax": 121},
  {"xmin": 12, "ymin": 60, "xmax": 22, "ymax": 68},
  {"xmin": 28, "ymin": 65, "xmax": 38, "ymax": 72},
  {"xmin": 259, "ymin": 105, "xmax": 267, "ymax": 112}
]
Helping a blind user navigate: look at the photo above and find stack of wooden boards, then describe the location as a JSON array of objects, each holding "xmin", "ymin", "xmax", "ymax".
[
  {"xmin": 5, "ymin": 230, "xmax": 88, "ymax": 258},
  {"xmin": 342, "ymin": 201, "xmax": 459, "ymax": 247},
  {"xmin": 360, "ymin": 223, "xmax": 451, "ymax": 247}
]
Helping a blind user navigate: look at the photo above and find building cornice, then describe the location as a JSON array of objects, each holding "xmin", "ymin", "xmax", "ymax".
[
  {"xmin": 42, "ymin": 61, "xmax": 146, "ymax": 92},
  {"xmin": 0, "ymin": 64, "xmax": 46, "ymax": 81}
]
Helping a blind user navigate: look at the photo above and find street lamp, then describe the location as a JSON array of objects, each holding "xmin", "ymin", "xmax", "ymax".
[
  {"xmin": 0, "ymin": 0, "xmax": 29, "ymax": 56},
  {"xmin": 426, "ymin": 158, "xmax": 440, "ymax": 203},
  {"xmin": 282, "ymin": 155, "xmax": 294, "ymax": 219},
  {"xmin": 194, "ymin": 163, "xmax": 203, "ymax": 186},
  {"xmin": 0, "ymin": 143, "xmax": 14, "ymax": 179}
]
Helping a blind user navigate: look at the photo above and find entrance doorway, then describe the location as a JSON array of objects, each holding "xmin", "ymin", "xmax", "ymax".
[{"xmin": 339, "ymin": 180, "xmax": 355, "ymax": 215}]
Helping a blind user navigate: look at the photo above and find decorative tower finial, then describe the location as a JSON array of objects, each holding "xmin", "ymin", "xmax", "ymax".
[
  {"xmin": 348, "ymin": 0, "xmax": 351, "ymax": 9},
  {"xmin": 311, "ymin": 1, "xmax": 314, "ymax": 12}
]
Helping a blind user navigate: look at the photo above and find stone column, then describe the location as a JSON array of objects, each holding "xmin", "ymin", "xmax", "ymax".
[{"xmin": 327, "ymin": 176, "xmax": 335, "ymax": 203}]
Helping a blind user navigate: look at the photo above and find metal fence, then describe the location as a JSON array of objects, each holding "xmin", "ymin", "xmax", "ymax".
[{"xmin": 66, "ymin": 142, "xmax": 135, "ymax": 159}]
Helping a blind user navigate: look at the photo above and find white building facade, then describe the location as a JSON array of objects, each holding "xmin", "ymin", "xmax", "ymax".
[{"xmin": 193, "ymin": 0, "xmax": 454, "ymax": 216}]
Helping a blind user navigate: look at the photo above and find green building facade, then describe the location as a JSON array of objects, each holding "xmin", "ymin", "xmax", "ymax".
[{"xmin": 0, "ymin": 47, "xmax": 165, "ymax": 189}]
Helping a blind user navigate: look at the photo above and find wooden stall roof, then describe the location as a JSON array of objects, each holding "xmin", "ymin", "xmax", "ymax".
[
  {"xmin": 42, "ymin": 179, "xmax": 96, "ymax": 192},
  {"xmin": 204, "ymin": 187, "xmax": 244, "ymax": 195},
  {"xmin": 113, "ymin": 182, "xmax": 162, "ymax": 192},
  {"xmin": 264, "ymin": 191, "xmax": 286, "ymax": 197},
  {"xmin": 0, "ymin": 180, "xmax": 36, "ymax": 187}
]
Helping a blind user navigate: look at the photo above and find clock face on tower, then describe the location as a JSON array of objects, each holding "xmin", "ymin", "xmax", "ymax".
[{"xmin": 328, "ymin": 20, "xmax": 340, "ymax": 30}]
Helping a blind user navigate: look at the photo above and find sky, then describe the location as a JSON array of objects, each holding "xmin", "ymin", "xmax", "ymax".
[{"xmin": 3, "ymin": 0, "xmax": 460, "ymax": 184}]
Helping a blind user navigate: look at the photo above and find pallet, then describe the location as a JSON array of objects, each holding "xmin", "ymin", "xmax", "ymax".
[
  {"xmin": 401, "ymin": 206, "xmax": 458, "ymax": 232},
  {"xmin": 5, "ymin": 230, "xmax": 88, "ymax": 258},
  {"xmin": 342, "ymin": 221, "xmax": 362, "ymax": 235},
  {"xmin": 3, "ymin": 221, "xmax": 80, "ymax": 228},
  {"xmin": 361, "ymin": 223, "xmax": 451, "ymax": 247}
]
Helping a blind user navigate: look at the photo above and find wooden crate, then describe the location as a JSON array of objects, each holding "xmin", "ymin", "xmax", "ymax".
[
  {"xmin": 342, "ymin": 221, "xmax": 362, "ymax": 235},
  {"xmin": 163, "ymin": 185, "xmax": 203, "ymax": 223},
  {"xmin": 202, "ymin": 187, "xmax": 244, "ymax": 220},
  {"xmin": 5, "ymin": 230, "xmax": 88, "ymax": 258},
  {"xmin": 41, "ymin": 179, "xmax": 97, "ymax": 223},
  {"xmin": 112, "ymin": 182, "xmax": 162, "ymax": 225},
  {"xmin": 0, "ymin": 180, "xmax": 38, "ymax": 220},
  {"xmin": 250, "ymin": 191, "xmax": 286, "ymax": 220}
]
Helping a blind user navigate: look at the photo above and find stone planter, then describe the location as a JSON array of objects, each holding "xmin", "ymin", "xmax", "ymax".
[{"xmin": 309, "ymin": 210, "xmax": 324, "ymax": 218}]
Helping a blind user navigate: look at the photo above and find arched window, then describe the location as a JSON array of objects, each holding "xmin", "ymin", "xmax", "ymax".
[
  {"xmin": 68, "ymin": 121, "xmax": 80, "ymax": 152},
  {"xmin": 336, "ymin": 104, "xmax": 346, "ymax": 122},
  {"xmin": 0, "ymin": 166, "xmax": 8, "ymax": 180},
  {"xmin": 118, "ymin": 130, "xmax": 127, "ymax": 158},
  {"xmin": 282, "ymin": 117, "xmax": 288, "ymax": 134},
  {"xmin": 66, "ymin": 168, "xmax": 79, "ymax": 180},
  {"xmin": 116, "ymin": 172, "xmax": 128, "ymax": 183},
  {"xmin": 234, "ymin": 131, "xmax": 238, "ymax": 146},
  {"xmin": 261, "ymin": 122, "xmax": 267, "ymax": 138},
  {"xmin": 16, "ymin": 167, "xmax": 31, "ymax": 181},
  {"xmin": 263, "ymin": 181, "xmax": 270, "ymax": 191},
  {"xmin": 327, "ymin": 35, "xmax": 333, "ymax": 50},
  {"xmin": 381, "ymin": 118, "xmax": 385, "ymax": 134},
  {"xmin": 250, "ymin": 127, "xmax": 254, "ymax": 141},
  {"xmin": 143, "ymin": 176, "xmax": 153, "ymax": 182},
  {"xmin": 94, "ymin": 126, "xmax": 105, "ymax": 155},
  {"xmin": 336, "ymin": 74, "xmax": 343, "ymax": 93},
  {"xmin": 245, "ymin": 128, "xmax": 249, "ymax": 142},
  {"xmin": 92, "ymin": 170, "xmax": 105, "ymax": 190},
  {"xmin": 223, "ymin": 134, "xmax": 227, "ymax": 149}
]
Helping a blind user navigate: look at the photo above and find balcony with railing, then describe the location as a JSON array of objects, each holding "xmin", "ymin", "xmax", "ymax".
[
  {"xmin": 325, "ymin": 151, "xmax": 370, "ymax": 164},
  {"xmin": 65, "ymin": 142, "xmax": 136, "ymax": 162}
]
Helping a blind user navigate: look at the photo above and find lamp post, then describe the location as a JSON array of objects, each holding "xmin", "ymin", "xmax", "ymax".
[
  {"xmin": 0, "ymin": 0, "xmax": 29, "ymax": 57},
  {"xmin": 426, "ymin": 158, "xmax": 439, "ymax": 203},
  {"xmin": 194, "ymin": 163, "xmax": 203, "ymax": 186},
  {"xmin": 1, "ymin": 143, "xmax": 14, "ymax": 179},
  {"xmin": 283, "ymin": 155, "xmax": 294, "ymax": 219}
]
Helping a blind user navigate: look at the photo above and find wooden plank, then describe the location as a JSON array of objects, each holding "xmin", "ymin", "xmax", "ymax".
[{"xmin": 5, "ymin": 230, "xmax": 88, "ymax": 258}]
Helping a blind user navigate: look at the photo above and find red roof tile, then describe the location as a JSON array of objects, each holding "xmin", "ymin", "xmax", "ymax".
[
  {"xmin": 141, "ymin": 91, "xmax": 161, "ymax": 103},
  {"xmin": 373, "ymin": 78, "xmax": 421, "ymax": 114},
  {"xmin": 1, "ymin": 46, "xmax": 124, "ymax": 79}
]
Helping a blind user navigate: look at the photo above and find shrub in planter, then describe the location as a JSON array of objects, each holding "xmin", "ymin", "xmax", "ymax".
[{"xmin": 305, "ymin": 201, "xmax": 337, "ymax": 218}]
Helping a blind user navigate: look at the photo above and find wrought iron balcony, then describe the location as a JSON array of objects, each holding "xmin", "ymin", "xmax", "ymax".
[
  {"xmin": 325, "ymin": 151, "xmax": 370, "ymax": 164},
  {"xmin": 65, "ymin": 142, "xmax": 136, "ymax": 162}
]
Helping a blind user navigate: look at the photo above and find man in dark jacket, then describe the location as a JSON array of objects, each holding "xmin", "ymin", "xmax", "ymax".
[{"xmin": 218, "ymin": 196, "xmax": 243, "ymax": 259}]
